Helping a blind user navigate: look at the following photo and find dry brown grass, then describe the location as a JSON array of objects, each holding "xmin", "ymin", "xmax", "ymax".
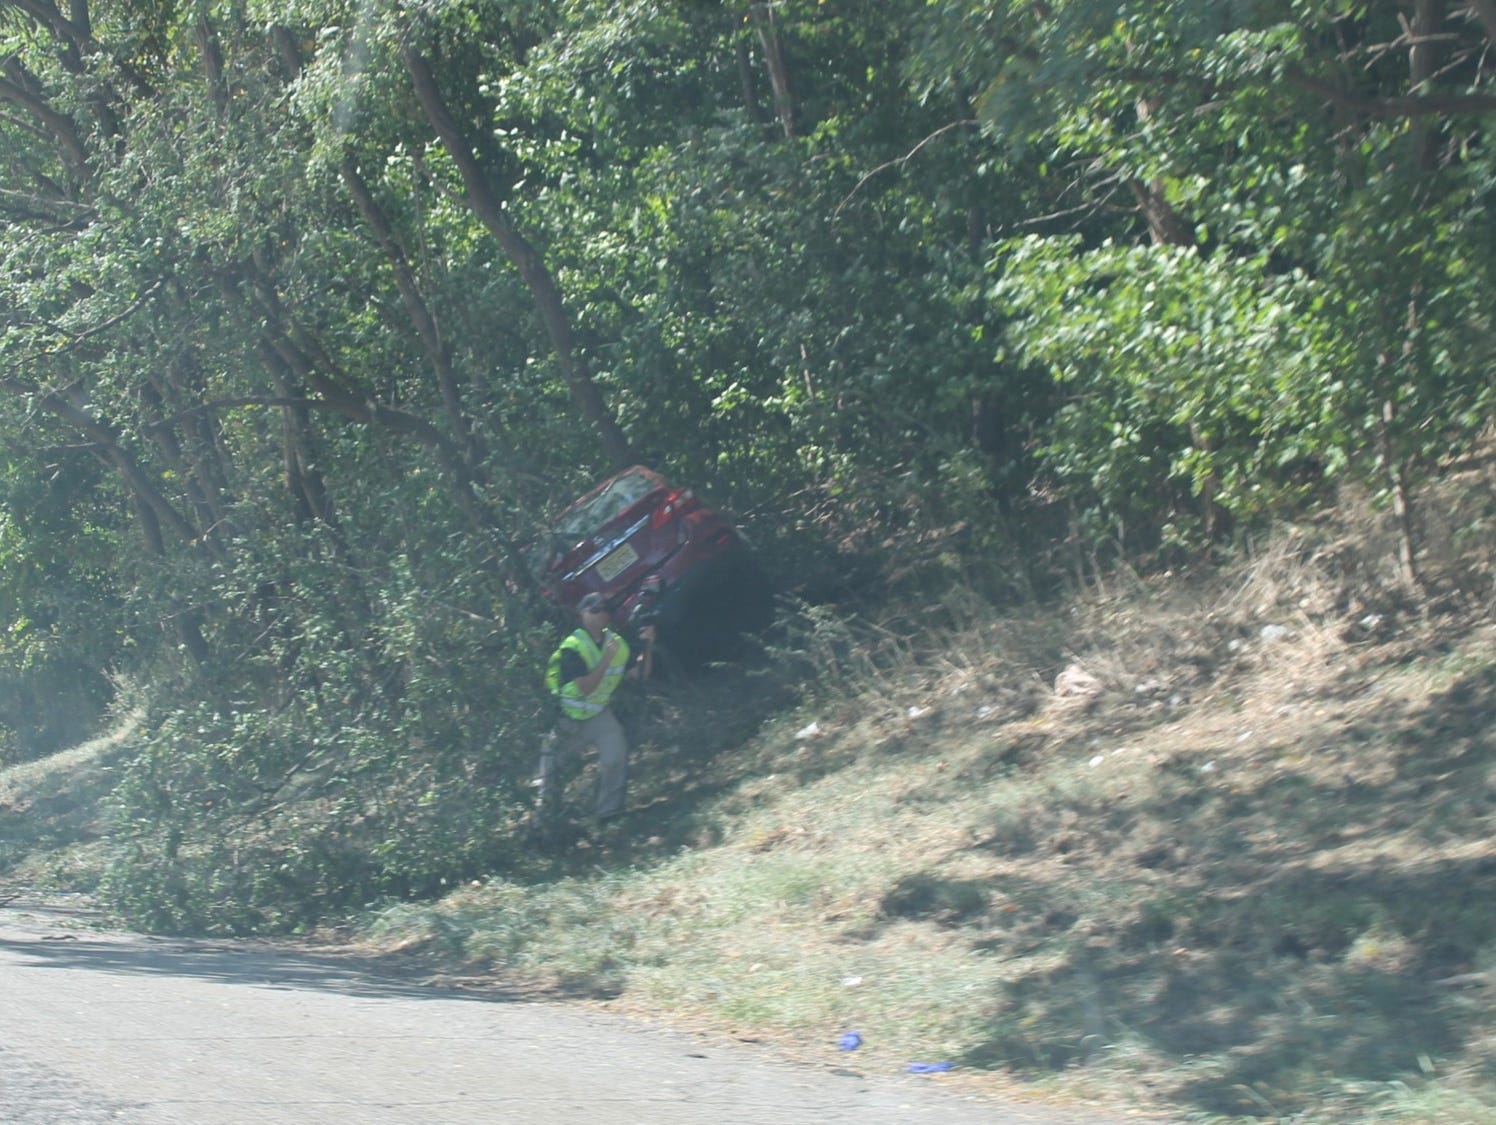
[
  {"xmin": 10, "ymin": 465, "xmax": 1496, "ymax": 1123},
  {"xmin": 358, "ymin": 472, "xmax": 1496, "ymax": 1123}
]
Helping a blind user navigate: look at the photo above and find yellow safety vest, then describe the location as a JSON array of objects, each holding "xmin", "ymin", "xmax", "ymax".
[{"xmin": 546, "ymin": 628, "xmax": 630, "ymax": 720}]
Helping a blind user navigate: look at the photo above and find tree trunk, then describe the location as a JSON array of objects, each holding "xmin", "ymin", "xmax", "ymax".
[
  {"xmin": 139, "ymin": 373, "xmax": 233, "ymax": 546},
  {"xmin": 1127, "ymin": 178, "xmax": 1196, "ymax": 248},
  {"xmin": 1127, "ymin": 100, "xmax": 1221, "ymax": 539},
  {"xmin": 1377, "ymin": 397, "xmax": 1419, "ymax": 588},
  {"xmin": 748, "ymin": 2, "xmax": 797, "ymax": 138},
  {"xmin": 10, "ymin": 383, "xmax": 216, "ymax": 665},
  {"xmin": 1129, "ymin": 97, "xmax": 1197, "ymax": 249},
  {"xmin": 341, "ymin": 157, "xmax": 481, "ymax": 470},
  {"xmin": 404, "ymin": 47, "xmax": 635, "ymax": 471},
  {"xmin": 1408, "ymin": 0, "xmax": 1445, "ymax": 174},
  {"xmin": 734, "ymin": 33, "xmax": 770, "ymax": 129}
]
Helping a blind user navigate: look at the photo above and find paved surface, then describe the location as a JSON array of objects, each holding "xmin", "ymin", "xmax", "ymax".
[{"xmin": 0, "ymin": 900, "xmax": 1144, "ymax": 1124}]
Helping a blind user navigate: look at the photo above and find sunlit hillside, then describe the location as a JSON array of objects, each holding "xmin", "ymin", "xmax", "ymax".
[{"xmin": 9, "ymin": 470, "xmax": 1496, "ymax": 1123}]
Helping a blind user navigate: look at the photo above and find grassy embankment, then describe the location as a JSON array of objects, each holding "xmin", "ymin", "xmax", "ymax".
[{"xmin": 5, "ymin": 489, "xmax": 1496, "ymax": 1124}]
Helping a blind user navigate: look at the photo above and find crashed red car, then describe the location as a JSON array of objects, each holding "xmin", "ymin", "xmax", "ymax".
[{"xmin": 532, "ymin": 466, "xmax": 763, "ymax": 643}]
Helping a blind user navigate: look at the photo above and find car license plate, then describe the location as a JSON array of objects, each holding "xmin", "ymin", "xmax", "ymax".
[{"xmin": 595, "ymin": 541, "xmax": 638, "ymax": 582}]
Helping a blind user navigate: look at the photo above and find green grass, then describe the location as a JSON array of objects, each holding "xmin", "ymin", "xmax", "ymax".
[{"xmin": 0, "ymin": 711, "xmax": 141, "ymax": 890}]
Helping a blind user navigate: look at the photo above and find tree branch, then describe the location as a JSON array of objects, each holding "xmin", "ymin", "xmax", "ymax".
[
  {"xmin": 834, "ymin": 119, "xmax": 977, "ymax": 218},
  {"xmin": 404, "ymin": 44, "xmax": 635, "ymax": 469},
  {"xmin": 138, "ymin": 395, "xmax": 326, "ymax": 433},
  {"xmin": 1463, "ymin": 0, "xmax": 1496, "ymax": 47},
  {"xmin": 0, "ymin": 60, "xmax": 89, "ymax": 178},
  {"xmin": 1287, "ymin": 65, "xmax": 1496, "ymax": 118}
]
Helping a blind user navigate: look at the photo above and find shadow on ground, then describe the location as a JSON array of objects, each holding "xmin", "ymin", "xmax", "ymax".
[
  {"xmin": 0, "ymin": 902, "xmax": 522, "ymax": 1004},
  {"xmin": 952, "ymin": 656, "xmax": 1496, "ymax": 1118}
]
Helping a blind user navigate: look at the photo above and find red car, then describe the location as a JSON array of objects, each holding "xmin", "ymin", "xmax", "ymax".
[{"xmin": 533, "ymin": 466, "xmax": 763, "ymax": 643}]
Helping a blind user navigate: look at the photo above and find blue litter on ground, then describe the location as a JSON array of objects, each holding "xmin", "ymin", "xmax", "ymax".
[
  {"xmin": 837, "ymin": 1032, "xmax": 862, "ymax": 1051},
  {"xmin": 907, "ymin": 1061, "xmax": 954, "ymax": 1073}
]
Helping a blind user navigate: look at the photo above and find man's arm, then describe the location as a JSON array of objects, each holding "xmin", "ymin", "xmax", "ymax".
[
  {"xmin": 570, "ymin": 636, "xmax": 620, "ymax": 695},
  {"xmin": 628, "ymin": 625, "xmax": 656, "ymax": 681}
]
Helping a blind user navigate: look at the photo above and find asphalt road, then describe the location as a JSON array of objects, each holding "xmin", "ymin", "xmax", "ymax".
[{"xmin": 0, "ymin": 899, "xmax": 1142, "ymax": 1124}]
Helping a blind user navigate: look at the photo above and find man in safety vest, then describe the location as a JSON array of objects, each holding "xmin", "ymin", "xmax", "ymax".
[{"xmin": 535, "ymin": 591, "xmax": 654, "ymax": 833}]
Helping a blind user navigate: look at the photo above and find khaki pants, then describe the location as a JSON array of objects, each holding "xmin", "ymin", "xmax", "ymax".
[{"xmin": 535, "ymin": 709, "xmax": 628, "ymax": 821}]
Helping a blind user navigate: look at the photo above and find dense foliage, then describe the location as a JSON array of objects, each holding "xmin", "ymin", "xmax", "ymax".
[{"xmin": 1, "ymin": 0, "xmax": 1493, "ymax": 930}]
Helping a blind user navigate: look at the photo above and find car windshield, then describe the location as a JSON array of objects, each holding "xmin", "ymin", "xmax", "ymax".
[{"xmin": 553, "ymin": 468, "xmax": 658, "ymax": 540}]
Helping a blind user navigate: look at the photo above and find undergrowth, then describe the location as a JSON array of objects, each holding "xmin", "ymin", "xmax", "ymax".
[
  {"xmin": 338, "ymin": 497, "xmax": 1496, "ymax": 1124},
  {"xmin": 8, "ymin": 478, "xmax": 1496, "ymax": 1123}
]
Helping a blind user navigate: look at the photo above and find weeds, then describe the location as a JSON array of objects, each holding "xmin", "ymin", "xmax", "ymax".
[{"xmin": 9, "ymin": 495, "xmax": 1496, "ymax": 1122}]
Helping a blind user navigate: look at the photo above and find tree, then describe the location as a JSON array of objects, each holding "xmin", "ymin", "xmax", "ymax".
[
  {"xmin": 911, "ymin": 0, "xmax": 1496, "ymax": 568},
  {"xmin": 403, "ymin": 42, "xmax": 635, "ymax": 470}
]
